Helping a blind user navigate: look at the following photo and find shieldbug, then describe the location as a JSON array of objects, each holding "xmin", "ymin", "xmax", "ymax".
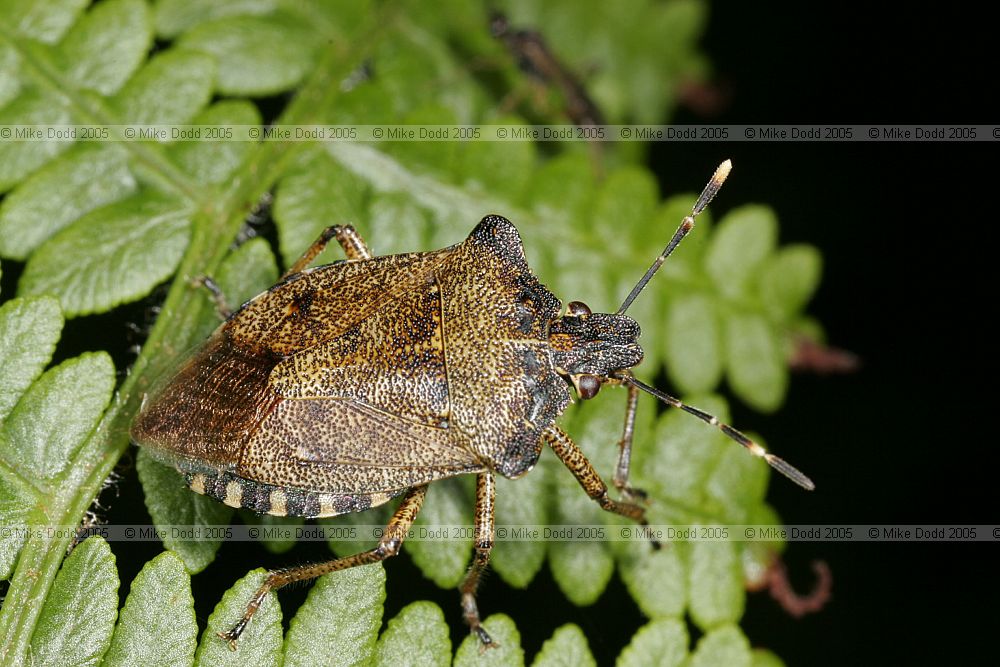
[{"xmin": 131, "ymin": 160, "xmax": 813, "ymax": 649}]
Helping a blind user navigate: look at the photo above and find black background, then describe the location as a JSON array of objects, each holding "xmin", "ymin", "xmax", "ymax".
[
  {"xmin": 3, "ymin": 2, "xmax": 995, "ymax": 665},
  {"xmin": 655, "ymin": 3, "xmax": 996, "ymax": 665}
]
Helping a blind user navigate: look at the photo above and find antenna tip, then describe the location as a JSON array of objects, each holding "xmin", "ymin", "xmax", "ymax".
[
  {"xmin": 765, "ymin": 454, "xmax": 815, "ymax": 491},
  {"xmin": 693, "ymin": 159, "xmax": 733, "ymax": 215},
  {"xmin": 715, "ymin": 159, "xmax": 733, "ymax": 184}
]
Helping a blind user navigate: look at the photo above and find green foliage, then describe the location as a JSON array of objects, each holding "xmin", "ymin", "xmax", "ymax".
[
  {"xmin": 283, "ymin": 564, "xmax": 385, "ymax": 667},
  {"xmin": 374, "ymin": 601, "xmax": 452, "ymax": 666},
  {"xmin": 454, "ymin": 614, "xmax": 525, "ymax": 667},
  {"xmin": 688, "ymin": 624, "xmax": 753, "ymax": 667},
  {"xmin": 616, "ymin": 618, "xmax": 688, "ymax": 667},
  {"xmin": 2, "ymin": 0, "xmax": 89, "ymax": 45},
  {"xmin": 30, "ymin": 536, "xmax": 119, "ymax": 667},
  {"xmin": 0, "ymin": 296, "xmax": 62, "ymax": 421},
  {"xmin": 0, "ymin": 89, "xmax": 75, "ymax": 191},
  {"xmin": 688, "ymin": 540, "xmax": 745, "ymax": 628},
  {"xmin": 751, "ymin": 648, "xmax": 789, "ymax": 667},
  {"xmin": 533, "ymin": 624, "xmax": 596, "ymax": 667},
  {"xmin": 194, "ymin": 570, "xmax": 283, "ymax": 667},
  {"xmin": 135, "ymin": 450, "xmax": 233, "ymax": 573},
  {"xmin": 406, "ymin": 477, "xmax": 475, "ymax": 588},
  {"xmin": 546, "ymin": 400, "xmax": 622, "ymax": 606},
  {"xmin": 184, "ymin": 15, "xmax": 324, "ymax": 96},
  {"xmin": 19, "ymin": 194, "xmax": 193, "ymax": 317},
  {"xmin": 104, "ymin": 551, "xmax": 197, "ymax": 667},
  {"xmin": 0, "ymin": 0, "xmax": 824, "ymax": 664},
  {"xmin": 0, "ymin": 143, "xmax": 136, "ymax": 260},
  {"xmin": 0, "ymin": 296, "xmax": 115, "ymax": 587},
  {"xmin": 59, "ymin": 0, "xmax": 152, "ymax": 96},
  {"xmin": 491, "ymin": 460, "xmax": 549, "ymax": 588},
  {"xmin": 2, "ymin": 352, "xmax": 114, "ymax": 478},
  {"xmin": 618, "ymin": 542, "xmax": 687, "ymax": 619}
]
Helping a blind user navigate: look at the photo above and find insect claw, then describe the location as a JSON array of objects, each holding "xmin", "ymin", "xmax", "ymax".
[
  {"xmin": 638, "ymin": 520, "xmax": 663, "ymax": 550},
  {"xmin": 217, "ymin": 617, "xmax": 249, "ymax": 652},
  {"xmin": 475, "ymin": 626, "xmax": 499, "ymax": 653},
  {"xmin": 216, "ymin": 630, "xmax": 239, "ymax": 652}
]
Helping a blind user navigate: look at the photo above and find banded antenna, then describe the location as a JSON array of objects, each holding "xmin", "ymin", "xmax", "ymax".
[
  {"xmin": 617, "ymin": 159, "xmax": 732, "ymax": 315},
  {"xmin": 621, "ymin": 374, "xmax": 815, "ymax": 490},
  {"xmin": 614, "ymin": 161, "xmax": 815, "ymax": 490}
]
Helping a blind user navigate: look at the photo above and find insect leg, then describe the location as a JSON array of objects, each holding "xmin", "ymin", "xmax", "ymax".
[
  {"xmin": 217, "ymin": 484, "xmax": 427, "ymax": 650},
  {"xmin": 613, "ymin": 382, "xmax": 649, "ymax": 504},
  {"xmin": 459, "ymin": 472, "xmax": 498, "ymax": 649},
  {"xmin": 193, "ymin": 275, "xmax": 233, "ymax": 319},
  {"xmin": 281, "ymin": 224, "xmax": 373, "ymax": 279},
  {"xmin": 544, "ymin": 425, "xmax": 650, "ymax": 526}
]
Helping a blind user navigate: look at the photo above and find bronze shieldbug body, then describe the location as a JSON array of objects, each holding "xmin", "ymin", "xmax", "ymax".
[{"xmin": 131, "ymin": 161, "xmax": 813, "ymax": 649}]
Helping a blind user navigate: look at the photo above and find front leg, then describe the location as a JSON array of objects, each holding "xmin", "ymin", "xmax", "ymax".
[
  {"xmin": 612, "ymin": 381, "xmax": 649, "ymax": 504},
  {"xmin": 544, "ymin": 424, "xmax": 647, "ymax": 523},
  {"xmin": 544, "ymin": 424, "xmax": 659, "ymax": 549}
]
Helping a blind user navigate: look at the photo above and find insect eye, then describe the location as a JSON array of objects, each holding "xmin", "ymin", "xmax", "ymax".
[
  {"xmin": 576, "ymin": 374, "xmax": 601, "ymax": 400},
  {"xmin": 567, "ymin": 301, "xmax": 592, "ymax": 319}
]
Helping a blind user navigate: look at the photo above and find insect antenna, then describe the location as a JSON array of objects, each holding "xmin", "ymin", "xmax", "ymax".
[
  {"xmin": 616, "ymin": 159, "xmax": 732, "ymax": 315},
  {"xmin": 621, "ymin": 374, "xmax": 815, "ymax": 490}
]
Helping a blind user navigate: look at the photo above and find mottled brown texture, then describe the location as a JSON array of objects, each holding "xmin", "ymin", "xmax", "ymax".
[
  {"xmin": 129, "ymin": 164, "xmax": 797, "ymax": 651},
  {"xmin": 131, "ymin": 214, "xmax": 671, "ymax": 649},
  {"xmin": 131, "ymin": 215, "xmax": 574, "ymax": 516},
  {"xmin": 133, "ymin": 333, "xmax": 280, "ymax": 473}
]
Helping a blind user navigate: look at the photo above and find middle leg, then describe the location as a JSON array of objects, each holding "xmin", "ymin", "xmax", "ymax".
[{"xmin": 459, "ymin": 471, "xmax": 498, "ymax": 648}]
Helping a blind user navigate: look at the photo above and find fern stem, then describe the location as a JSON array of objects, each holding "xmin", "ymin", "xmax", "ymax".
[{"xmin": 0, "ymin": 15, "xmax": 391, "ymax": 661}]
